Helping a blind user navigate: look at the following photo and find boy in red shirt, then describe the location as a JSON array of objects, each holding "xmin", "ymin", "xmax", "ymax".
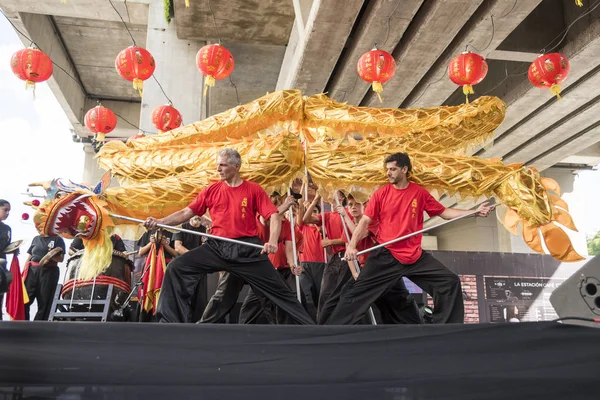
[
  {"xmin": 144, "ymin": 148, "xmax": 313, "ymax": 325},
  {"xmin": 329, "ymin": 152, "xmax": 493, "ymax": 325},
  {"xmin": 297, "ymin": 198, "xmax": 325, "ymax": 319},
  {"xmin": 303, "ymin": 192, "xmax": 355, "ymax": 324}
]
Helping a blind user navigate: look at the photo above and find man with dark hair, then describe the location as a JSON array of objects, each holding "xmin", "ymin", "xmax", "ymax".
[
  {"xmin": 145, "ymin": 148, "xmax": 313, "ymax": 324},
  {"xmin": 327, "ymin": 152, "xmax": 494, "ymax": 325}
]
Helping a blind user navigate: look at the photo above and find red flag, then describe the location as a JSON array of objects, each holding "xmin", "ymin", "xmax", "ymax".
[
  {"xmin": 6, "ymin": 255, "xmax": 28, "ymax": 320},
  {"xmin": 140, "ymin": 243, "xmax": 167, "ymax": 314}
]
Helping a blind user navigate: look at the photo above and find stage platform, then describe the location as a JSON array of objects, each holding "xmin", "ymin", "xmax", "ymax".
[{"xmin": 0, "ymin": 321, "xmax": 598, "ymax": 400}]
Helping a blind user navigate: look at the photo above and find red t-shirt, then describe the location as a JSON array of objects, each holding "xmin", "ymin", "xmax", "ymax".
[
  {"xmin": 187, "ymin": 180, "xmax": 277, "ymax": 239},
  {"xmin": 298, "ymin": 224, "xmax": 325, "ymax": 263},
  {"xmin": 363, "ymin": 182, "xmax": 445, "ymax": 264},
  {"xmin": 317, "ymin": 212, "xmax": 347, "ymax": 254},
  {"xmin": 342, "ymin": 218, "xmax": 377, "ymax": 266},
  {"xmin": 257, "ymin": 218, "xmax": 302, "ymax": 269}
]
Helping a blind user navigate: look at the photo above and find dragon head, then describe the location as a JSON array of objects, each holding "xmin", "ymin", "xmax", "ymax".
[{"xmin": 33, "ymin": 192, "xmax": 104, "ymax": 240}]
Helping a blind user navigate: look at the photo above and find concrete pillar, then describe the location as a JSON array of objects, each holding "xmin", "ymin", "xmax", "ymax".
[{"xmin": 139, "ymin": 0, "xmax": 205, "ymax": 133}]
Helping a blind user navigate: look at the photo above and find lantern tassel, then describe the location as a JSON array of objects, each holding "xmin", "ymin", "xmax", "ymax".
[
  {"xmin": 462, "ymin": 84, "xmax": 474, "ymax": 104},
  {"xmin": 576, "ymin": 0, "xmax": 583, "ymax": 6},
  {"xmin": 96, "ymin": 133, "xmax": 106, "ymax": 142},
  {"xmin": 133, "ymin": 78, "xmax": 144, "ymax": 97},
  {"xmin": 25, "ymin": 80, "xmax": 36, "ymax": 100},
  {"xmin": 203, "ymin": 75, "xmax": 216, "ymax": 97},
  {"xmin": 550, "ymin": 83, "xmax": 562, "ymax": 100},
  {"xmin": 372, "ymin": 81, "xmax": 384, "ymax": 103},
  {"xmin": 185, "ymin": 0, "xmax": 190, "ymax": 6}
]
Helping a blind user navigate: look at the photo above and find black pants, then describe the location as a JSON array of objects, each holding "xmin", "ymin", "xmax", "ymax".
[
  {"xmin": 190, "ymin": 273, "xmax": 209, "ymax": 322},
  {"xmin": 318, "ymin": 256, "xmax": 422, "ymax": 325},
  {"xmin": 317, "ymin": 254, "xmax": 351, "ymax": 324},
  {"xmin": 156, "ymin": 237, "xmax": 313, "ymax": 325},
  {"xmin": 199, "ymin": 272, "xmax": 246, "ymax": 324},
  {"xmin": 300, "ymin": 261, "xmax": 324, "ymax": 320},
  {"xmin": 24, "ymin": 265, "xmax": 60, "ymax": 321},
  {"xmin": 240, "ymin": 268, "xmax": 307, "ymax": 324},
  {"xmin": 326, "ymin": 249, "xmax": 464, "ymax": 325}
]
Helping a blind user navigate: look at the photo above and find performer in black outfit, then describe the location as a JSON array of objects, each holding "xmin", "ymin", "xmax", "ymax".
[
  {"xmin": 69, "ymin": 235, "xmax": 126, "ymax": 255},
  {"xmin": 24, "ymin": 234, "xmax": 66, "ymax": 320}
]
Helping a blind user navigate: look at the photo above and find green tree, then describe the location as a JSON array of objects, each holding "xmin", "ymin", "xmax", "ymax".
[{"xmin": 588, "ymin": 231, "xmax": 600, "ymax": 256}]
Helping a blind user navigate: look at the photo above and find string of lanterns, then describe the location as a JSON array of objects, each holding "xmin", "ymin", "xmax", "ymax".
[{"xmin": 9, "ymin": 28, "xmax": 575, "ymax": 142}]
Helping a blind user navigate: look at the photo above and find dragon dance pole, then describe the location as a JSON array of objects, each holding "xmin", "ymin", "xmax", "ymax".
[
  {"xmin": 110, "ymin": 214, "xmax": 265, "ymax": 250},
  {"xmin": 344, "ymin": 204, "xmax": 495, "ymax": 260},
  {"xmin": 287, "ymin": 188, "xmax": 303, "ymax": 302},
  {"xmin": 320, "ymin": 197, "xmax": 328, "ymax": 262},
  {"xmin": 333, "ymin": 192, "xmax": 377, "ymax": 326}
]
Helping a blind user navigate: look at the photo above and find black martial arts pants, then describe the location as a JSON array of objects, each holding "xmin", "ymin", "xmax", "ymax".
[
  {"xmin": 24, "ymin": 265, "xmax": 60, "ymax": 321},
  {"xmin": 199, "ymin": 272, "xmax": 246, "ymax": 323},
  {"xmin": 156, "ymin": 237, "xmax": 313, "ymax": 325},
  {"xmin": 317, "ymin": 253, "xmax": 351, "ymax": 324},
  {"xmin": 240, "ymin": 268, "xmax": 307, "ymax": 324},
  {"xmin": 300, "ymin": 261, "xmax": 324, "ymax": 320},
  {"xmin": 326, "ymin": 249, "xmax": 464, "ymax": 325},
  {"xmin": 318, "ymin": 258, "xmax": 422, "ymax": 325}
]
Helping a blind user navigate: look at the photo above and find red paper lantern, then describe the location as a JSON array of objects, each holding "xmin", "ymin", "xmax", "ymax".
[
  {"xmin": 196, "ymin": 44, "xmax": 234, "ymax": 95},
  {"xmin": 151, "ymin": 104, "xmax": 182, "ymax": 133},
  {"xmin": 528, "ymin": 53, "xmax": 570, "ymax": 99},
  {"xmin": 115, "ymin": 46, "xmax": 155, "ymax": 96},
  {"xmin": 357, "ymin": 48, "xmax": 396, "ymax": 103},
  {"xmin": 10, "ymin": 47, "xmax": 53, "ymax": 93},
  {"xmin": 85, "ymin": 104, "xmax": 117, "ymax": 142},
  {"xmin": 448, "ymin": 52, "xmax": 488, "ymax": 103}
]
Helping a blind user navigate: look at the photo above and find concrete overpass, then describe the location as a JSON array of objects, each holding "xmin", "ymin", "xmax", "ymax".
[{"xmin": 2, "ymin": 0, "xmax": 599, "ymax": 254}]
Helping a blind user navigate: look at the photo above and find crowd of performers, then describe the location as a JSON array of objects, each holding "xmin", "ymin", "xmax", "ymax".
[
  {"xmin": 0, "ymin": 149, "xmax": 493, "ymax": 324},
  {"xmin": 142, "ymin": 148, "xmax": 493, "ymax": 325}
]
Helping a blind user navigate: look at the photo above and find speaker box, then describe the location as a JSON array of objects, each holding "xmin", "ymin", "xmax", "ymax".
[{"xmin": 550, "ymin": 255, "xmax": 600, "ymax": 327}]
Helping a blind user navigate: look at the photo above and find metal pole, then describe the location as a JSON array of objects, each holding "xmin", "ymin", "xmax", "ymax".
[
  {"xmin": 110, "ymin": 214, "xmax": 265, "ymax": 250},
  {"xmin": 333, "ymin": 192, "xmax": 377, "ymax": 325},
  {"xmin": 288, "ymin": 189, "xmax": 302, "ymax": 302},
  {"xmin": 320, "ymin": 196, "xmax": 327, "ymax": 262},
  {"xmin": 350, "ymin": 208, "xmax": 483, "ymax": 259}
]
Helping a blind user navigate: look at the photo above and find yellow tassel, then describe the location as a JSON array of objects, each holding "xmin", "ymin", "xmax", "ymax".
[
  {"xmin": 204, "ymin": 75, "xmax": 216, "ymax": 97},
  {"xmin": 372, "ymin": 81, "xmax": 383, "ymax": 103},
  {"xmin": 96, "ymin": 133, "xmax": 106, "ymax": 142},
  {"xmin": 550, "ymin": 83, "xmax": 562, "ymax": 99},
  {"xmin": 25, "ymin": 80, "xmax": 36, "ymax": 100},
  {"xmin": 462, "ymin": 84, "xmax": 474, "ymax": 104},
  {"xmin": 133, "ymin": 78, "xmax": 143, "ymax": 97},
  {"xmin": 185, "ymin": 0, "xmax": 190, "ymax": 6},
  {"xmin": 576, "ymin": 0, "xmax": 583, "ymax": 6}
]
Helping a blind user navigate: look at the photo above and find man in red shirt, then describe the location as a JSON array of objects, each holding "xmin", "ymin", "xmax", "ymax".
[
  {"xmin": 144, "ymin": 148, "xmax": 313, "ymax": 324},
  {"xmin": 317, "ymin": 194, "xmax": 422, "ymax": 325},
  {"xmin": 328, "ymin": 152, "xmax": 493, "ymax": 325}
]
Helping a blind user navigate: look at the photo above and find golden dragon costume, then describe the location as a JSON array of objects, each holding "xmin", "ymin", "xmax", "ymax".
[{"xmin": 28, "ymin": 90, "xmax": 583, "ymax": 279}]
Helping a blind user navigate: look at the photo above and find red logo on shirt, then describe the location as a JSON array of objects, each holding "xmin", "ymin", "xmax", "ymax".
[{"xmin": 241, "ymin": 197, "xmax": 248, "ymax": 219}]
